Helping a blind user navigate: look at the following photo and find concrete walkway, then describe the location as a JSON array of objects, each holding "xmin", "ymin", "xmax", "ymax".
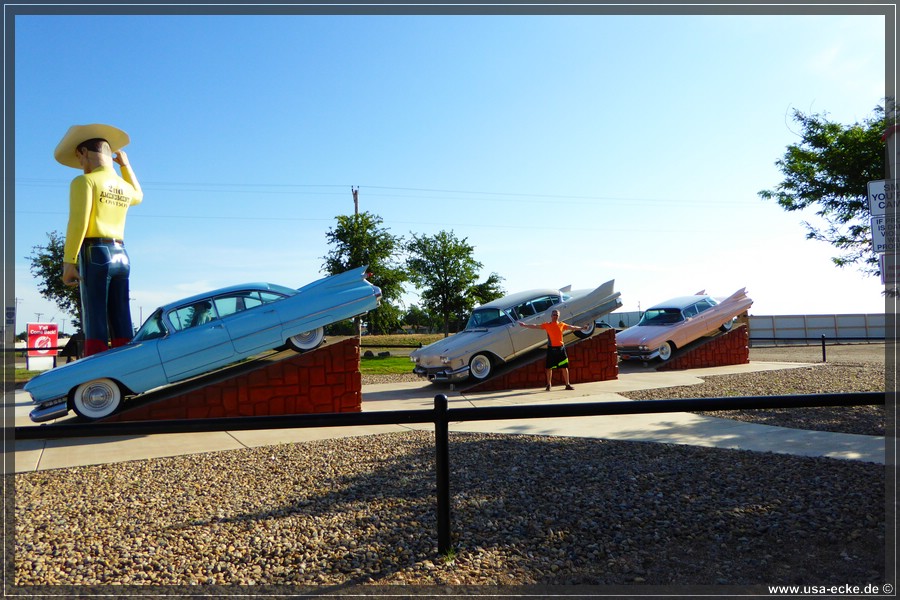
[{"xmin": 11, "ymin": 361, "xmax": 885, "ymax": 473}]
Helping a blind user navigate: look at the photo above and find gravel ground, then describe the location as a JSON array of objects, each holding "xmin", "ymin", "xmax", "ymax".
[
  {"xmin": 622, "ymin": 345, "xmax": 887, "ymax": 436},
  {"xmin": 14, "ymin": 343, "xmax": 888, "ymax": 590}
]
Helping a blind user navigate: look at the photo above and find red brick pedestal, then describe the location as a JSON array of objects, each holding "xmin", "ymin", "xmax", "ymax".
[
  {"xmin": 466, "ymin": 329, "xmax": 619, "ymax": 393},
  {"xmin": 656, "ymin": 325, "xmax": 749, "ymax": 371},
  {"xmin": 104, "ymin": 337, "xmax": 362, "ymax": 422}
]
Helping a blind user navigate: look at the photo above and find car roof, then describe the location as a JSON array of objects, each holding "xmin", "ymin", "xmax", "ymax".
[
  {"xmin": 157, "ymin": 283, "xmax": 296, "ymax": 312},
  {"xmin": 476, "ymin": 289, "xmax": 562, "ymax": 310},
  {"xmin": 647, "ymin": 295, "xmax": 713, "ymax": 310}
]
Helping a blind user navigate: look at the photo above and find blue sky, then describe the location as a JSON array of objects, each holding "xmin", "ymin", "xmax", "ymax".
[{"xmin": 10, "ymin": 10, "xmax": 891, "ymax": 335}]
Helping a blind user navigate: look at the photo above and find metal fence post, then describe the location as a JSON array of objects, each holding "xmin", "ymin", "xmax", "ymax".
[
  {"xmin": 821, "ymin": 334, "xmax": 827, "ymax": 362},
  {"xmin": 434, "ymin": 394, "xmax": 451, "ymax": 555}
]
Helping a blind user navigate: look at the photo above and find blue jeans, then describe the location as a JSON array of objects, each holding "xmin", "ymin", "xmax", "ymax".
[{"xmin": 78, "ymin": 239, "xmax": 133, "ymax": 355}]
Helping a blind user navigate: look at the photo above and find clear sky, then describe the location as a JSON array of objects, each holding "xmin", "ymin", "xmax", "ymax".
[{"xmin": 9, "ymin": 9, "xmax": 891, "ymax": 335}]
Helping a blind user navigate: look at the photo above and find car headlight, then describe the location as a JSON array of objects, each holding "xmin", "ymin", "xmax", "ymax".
[
  {"xmin": 410, "ymin": 356, "xmax": 419, "ymax": 363},
  {"xmin": 639, "ymin": 345, "xmax": 648, "ymax": 351},
  {"xmin": 440, "ymin": 356, "xmax": 450, "ymax": 365}
]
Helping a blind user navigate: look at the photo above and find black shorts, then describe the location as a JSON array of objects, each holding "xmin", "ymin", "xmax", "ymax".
[{"xmin": 546, "ymin": 345, "xmax": 569, "ymax": 369}]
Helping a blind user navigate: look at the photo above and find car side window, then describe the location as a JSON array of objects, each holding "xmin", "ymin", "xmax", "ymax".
[
  {"xmin": 696, "ymin": 299, "xmax": 715, "ymax": 313},
  {"xmin": 214, "ymin": 291, "xmax": 273, "ymax": 319},
  {"xmin": 214, "ymin": 296, "xmax": 240, "ymax": 319},
  {"xmin": 531, "ymin": 295, "xmax": 559, "ymax": 314},
  {"xmin": 683, "ymin": 304, "xmax": 699, "ymax": 318},
  {"xmin": 168, "ymin": 300, "xmax": 218, "ymax": 332},
  {"xmin": 259, "ymin": 291, "xmax": 285, "ymax": 304},
  {"xmin": 515, "ymin": 302, "xmax": 536, "ymax": 318}
]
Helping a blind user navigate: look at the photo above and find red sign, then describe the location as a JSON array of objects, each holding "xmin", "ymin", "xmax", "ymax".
[{"xmin": 27, "ymin": 323, "xmax": 58, "ymax": 357}]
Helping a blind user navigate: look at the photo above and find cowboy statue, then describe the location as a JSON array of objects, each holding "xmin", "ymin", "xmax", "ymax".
[{"xmin": 54, "ymin": 123, "xmax": 143, "ymax": 357}]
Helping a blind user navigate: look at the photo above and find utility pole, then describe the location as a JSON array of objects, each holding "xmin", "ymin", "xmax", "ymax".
[{"xmin": 352, "ymin": 186, "xmax": 362, "ymax": 337}]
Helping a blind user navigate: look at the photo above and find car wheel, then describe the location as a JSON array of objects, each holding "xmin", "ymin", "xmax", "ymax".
[
  {"xmin": 286, "ymin": 327, "xmax": 326, "ymax": 352},
  {"xmin": 720, "ymin": 319, "xmax": 735, "ymax": 332},
  {"xmin": 71, "ymin": 378, "xmax": 122, "ymax": 420},
  {"xmin": 573, "ymin": 321, "xmax": 595, "ymax": 339},
  {"xmin": 658, "ymin": 342, "xmax": 675, "ymax": 362},
  {"xmin": 469, "ymin": 353, "xmax": 493, "ymax": 381}
]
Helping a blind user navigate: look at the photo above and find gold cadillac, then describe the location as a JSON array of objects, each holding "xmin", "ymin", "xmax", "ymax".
[{"xmin": 410, "ymin": 279, "xmax": 622, "ymax": 383}]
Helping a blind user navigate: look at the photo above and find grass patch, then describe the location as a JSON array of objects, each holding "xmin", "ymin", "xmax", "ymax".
[
  {"xmin": 359, "ymin": 355, "xmax": 414, "ymax": 375},
  {"xmin": 360, "ymin": 333, "xmax": 445, "ymax": 347},
  {"xmin": 14, "ymin": 369, "xmax": 43, "ymax": 384}
]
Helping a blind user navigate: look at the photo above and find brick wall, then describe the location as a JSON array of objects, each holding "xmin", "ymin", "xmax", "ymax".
[
  {"xmin": 465, "ymin": 329, "xmax": 619, "ymax": 393},
  {"xmin": 103, "ymin": 337, "xmax": 362, "ymax": 422},
  {"xmin": 656, "ymin": 324, "xmax": 749, "ymax": 372}
]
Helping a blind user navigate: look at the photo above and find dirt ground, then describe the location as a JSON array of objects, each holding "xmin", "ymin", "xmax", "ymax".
[{"xmin": 749, "ymin": 342, "xmax": 887, "ymax": 365}]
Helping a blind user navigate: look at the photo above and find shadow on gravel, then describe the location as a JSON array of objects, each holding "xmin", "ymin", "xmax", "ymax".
[{"xmin": 16, "ymin": 430, "xmax": 884, "ymax": 589}]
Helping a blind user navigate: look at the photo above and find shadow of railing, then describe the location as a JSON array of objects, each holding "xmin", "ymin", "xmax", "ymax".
[{"xmin": 15, "ymin": 391, "xmax": 883, "ymax": 554}]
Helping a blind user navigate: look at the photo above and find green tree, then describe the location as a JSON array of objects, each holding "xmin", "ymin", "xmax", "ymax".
[
  {"xmin": 406, "ymin": 230, "xmax": 504, "ymax": 336},
  {"xmin": 469, "ymin": 272, "xmax": 505, "ymax": 306},
  {"xmin": 27, "ymin": 231, "xmax": 82, "ymax": 331},
  {"xmin": 758, "ymin": 102, "xmax": 895, "ymax": 276},
  {"xmin": 322, "ymin": 211, "xmax": 407, "ymax": 335},
  {"xmin": 402, "ymin": 304, "xmax": 432, "ymax": 333}
]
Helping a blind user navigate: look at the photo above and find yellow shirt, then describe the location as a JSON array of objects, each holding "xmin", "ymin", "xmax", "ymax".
[{"xmin": 64, "ymin": 165, "xmax": 143, "ymax": 264}]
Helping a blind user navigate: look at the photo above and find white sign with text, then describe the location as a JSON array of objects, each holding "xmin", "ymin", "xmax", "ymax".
[
  {"xmin": 871, "ymin": 214, "xmax": 897, "ymax": 253},
  {"xmin": 868, "ymin": 179, "xmax": 898, "ymax": 216}
]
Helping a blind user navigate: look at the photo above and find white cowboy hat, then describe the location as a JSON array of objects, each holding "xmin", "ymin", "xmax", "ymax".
[{"xmin": 54, "ymin": 123, "xmax": 130, "ymax": 168}]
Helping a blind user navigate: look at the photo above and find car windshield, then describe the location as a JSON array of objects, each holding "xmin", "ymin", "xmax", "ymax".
[
  {"xmin": 132, "ymin": 309, "xmax": 168, "ymax": 341},
  {"xmin": 638, "ymin": 308, "xmax": 684, "ymax": 326},
  {"xmin": 465, "ymin": 308, "xmax": 512, "ymax": 329}
]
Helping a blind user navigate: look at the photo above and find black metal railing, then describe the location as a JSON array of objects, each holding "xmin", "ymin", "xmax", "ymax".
[
  {"xmin": 15, "ymin": 391, "xmax": 884, "ymax": 554},
  {"xmin": 749, "ymin": 335, "xmax": 885, "ymax": 361}
]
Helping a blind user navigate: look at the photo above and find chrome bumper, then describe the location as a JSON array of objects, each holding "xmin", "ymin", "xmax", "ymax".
[
  {"xmin": 617, "ymin": 349, "xmax": 660, "ymax": 361},
  {"xmin": 29, "ymin": 400, "xmax": 70, "ymax": 423},
  {"xmin": 412, "ymin": 365, "xmax": 470, "ymax": 383}
]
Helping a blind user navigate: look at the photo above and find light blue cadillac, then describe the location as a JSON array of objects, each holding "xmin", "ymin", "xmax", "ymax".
[{"xmin": 25, "ymin": 266, "xmax": 381, "ymax": 422}]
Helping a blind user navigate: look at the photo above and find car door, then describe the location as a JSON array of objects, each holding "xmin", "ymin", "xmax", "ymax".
[
  {"xmin": 215, "ymin": 291, "xmax": 285, "ymax": 354},
  {"xmin": 511, "ymin": 296, "xmax": 559, "ymax": 354},
  {"xmin": 692, "ymin": 299, "xmax": 720, "ymax": 335},
  {"xmin": 157, "ymin": 300, "xmax": 236, "ymax": 381},
  {"xmin": 676, "ymin": 303, "xmax": 703, "ymax": 347}
]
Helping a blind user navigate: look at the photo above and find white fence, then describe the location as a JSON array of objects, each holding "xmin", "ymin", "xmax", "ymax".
[
  {"xmin": 610, "ymin": 311, "xmax": 886, "ymax": 343},
  {"xmin": 748, "ymin": 314, "xmax": 885, "ymax": 344}
]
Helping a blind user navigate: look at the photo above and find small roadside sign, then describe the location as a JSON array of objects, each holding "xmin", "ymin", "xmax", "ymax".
[
  {"xmin": 27, "ymin": 322, "xmax": 58, "ymax": 357},
  {"xmin": 880, "ymin": 253, "xmax": 897, "ymax": 285},
  {"xmin": 871, "ymin": 214, "xmax": 897, "ymax": 253},
  {"xmin": 868, "ymin": 179, "xmax": 898, "ymax": 216}
]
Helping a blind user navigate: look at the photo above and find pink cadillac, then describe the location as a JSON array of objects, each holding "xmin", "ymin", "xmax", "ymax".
[{"xmin": 616, "ymin": 288, "xmax": 753, "ymax": 362}]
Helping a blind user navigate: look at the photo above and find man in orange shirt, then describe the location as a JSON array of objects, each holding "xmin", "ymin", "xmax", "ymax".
[
  {"xmin": 518, "ymin": 310, "xmax": 588, "ymax": 391},
  {"xmin": 55, "ymin": 124, "xmax": 143, "ymax": 357}
]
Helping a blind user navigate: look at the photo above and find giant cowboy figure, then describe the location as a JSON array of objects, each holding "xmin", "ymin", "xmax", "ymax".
[{"xmin": 55, "ymin": 124, "xmax": 143, "ymax": 357}]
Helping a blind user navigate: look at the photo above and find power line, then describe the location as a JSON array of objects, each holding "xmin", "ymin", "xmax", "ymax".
[
  {"xmin": 13, "ymin": 178, "xmax": 762, "ymax": 207},
  {"xmin": 13, "ymin": 209, "xmax": 724, "ymax": 234}
]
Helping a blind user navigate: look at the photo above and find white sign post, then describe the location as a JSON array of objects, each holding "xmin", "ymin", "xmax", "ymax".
[
  {"xmin": 868, "ymin": 179, "xmax": 898, "ymax": 216},
  {"xmin": 871, "ymin": 215, "xmax": 897, "ymax": 253},
  {"xmin": 877, "ymin": 125, "xmax": 899, "ymax": 295},
  {"xmin": 881, "ymin": 253, "xmax": 897, "ymax": 286}
]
